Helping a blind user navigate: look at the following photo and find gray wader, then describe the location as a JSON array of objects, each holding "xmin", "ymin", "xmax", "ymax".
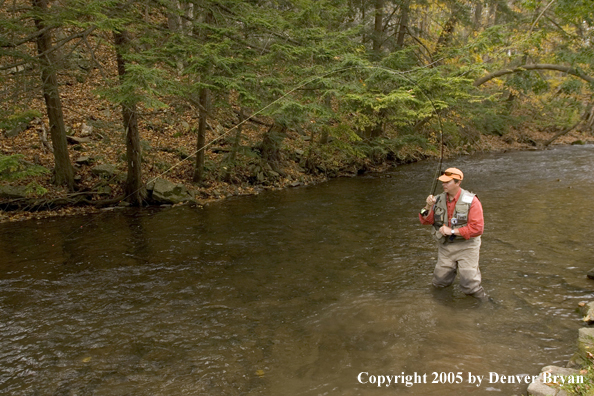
[{"xmin": 433, "ymin": 236, "xmax": 486, "ymax": 298}]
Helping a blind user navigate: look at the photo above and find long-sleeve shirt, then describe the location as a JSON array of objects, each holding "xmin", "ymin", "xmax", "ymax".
[{"xmin": 419, "ymin": 189, "xmax": 484, "ymax": 240}]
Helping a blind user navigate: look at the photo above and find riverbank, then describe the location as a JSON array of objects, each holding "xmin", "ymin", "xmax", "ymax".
[
  {"xmin": 527, "ymin": 304, "xmax": 594, "ymax": 396},
  {"xmin": 1, "ymin": 126, "xmax": 593, "ymax": 224}
]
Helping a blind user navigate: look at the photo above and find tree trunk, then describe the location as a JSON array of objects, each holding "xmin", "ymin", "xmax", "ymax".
[
  {"xmin": 193, "ymin": 87, "xmax": 209, "ymax": 183},
  {"xmin": 32, "ymin": 0, "xmax": 74, "ymax": 191},
  {"xmin": 489, "ymin": 2, "xmax": 498, "ymax": 27},
  {"xmin": 114, "ymin": 29, "xmax": 146, "ymax": 206},
  {"xmin": 225, "ymin": 108, "xmax": 245, "ymax": 182},
  {"xmin": 473, "ymin": 2, "xmax": 483, "ymax": 31},
  {"xmin": 261, "ymin": 124, "xmax": 286, "ymax": 173},
  {"xmin": 320, "ymin": 94, "xmax": 333, "ymax": 145},
  {"xmin": 433, "ymin": 10, "xmax": 458, "ymax": 61},
  {"xmin": 585, "ymin": 103, "xmax": 594, "ymax": 131},
  {"xmin": 372, "ymin": 0, "xmax": 384, "ymax": 57},
  {"xmin": 395, "ymin": 1, "xmax": 410, "ymax": 49},
  {"xmin": 167, "ymin": 0, "xmax": 193, "ymax": 74}
]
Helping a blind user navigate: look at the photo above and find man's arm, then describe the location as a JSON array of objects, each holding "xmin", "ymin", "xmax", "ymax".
[{"xmin": 419, "ymin": 195, "xmax": 436, "ymax": 225}]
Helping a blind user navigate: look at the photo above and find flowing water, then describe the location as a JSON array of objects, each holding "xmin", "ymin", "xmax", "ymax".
[{"xmin": 1, "ymin": 145, "xmax": 594, "ymax": 395}]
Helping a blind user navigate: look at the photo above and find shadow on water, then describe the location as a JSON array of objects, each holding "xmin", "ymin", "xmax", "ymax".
[{"xmin": 0, "ymin": 145, "xmax": 594, "ymax": 395}]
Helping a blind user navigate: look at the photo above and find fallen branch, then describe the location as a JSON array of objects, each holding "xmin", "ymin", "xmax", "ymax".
[
  {"xmin": 543, "ymin": 103, "xmax": 594, "ymax": 147},
  {"xmin": 543, "ymin": 120, "xmax": 582, "ymax": 147},
  {"xmin": 0, "ymin": 191, "xmax": 121, "ymax": 212},
  {"xmin": 474, "ymin": 64, "xmax": 594, "ymax": 87}
]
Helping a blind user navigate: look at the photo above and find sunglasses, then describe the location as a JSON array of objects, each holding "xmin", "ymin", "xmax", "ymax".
[{"xmin": 441, "ymin": 171, "xmax": 461, "ymax": 177}]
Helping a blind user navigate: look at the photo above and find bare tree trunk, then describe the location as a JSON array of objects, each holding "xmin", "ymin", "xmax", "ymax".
[
  {"xmin": 372, "ymin": 0, "xmax": 384, "ymax": 57},
  {"xmin": 192, "ymin": 7, "xmax": 213, "ymax": 184},
  {"xmin": 167, "ymin": 0, "xmax": 193, "ymax": 74},
  {"xmin": 32, "ymin": 0, "xmax": 74, "ymax": 191},
  {"xmin": 193, "ymin": 87, "xmax": 209, "ymax": 183},
  {"xmin": 489, "ymin": 2, "xmax": 498, "ymax": 27},
  {"xmin": 473, "ymin": 2, "xmax": 483, "ymax": 31},
  {"xmin": 433, "ymin": 9, "xmax": 458, "ymax": 61},
  {"xmin": 114, "ymin": 29, "xmax": 146, "ymax": 205},
  {"xmin": 167, "ymin": 0, "xmax": 182, "ymax": 31},
  {"xmin": 320, "ymin": 95, "xmax": 332, "ymax": 144},
  {"xmin": 586, "ymin": 103, "xmax": 594, "ymax": 131},
  {"xmin": 395, "ymin": 1, "xmax": 410, "ymax": 49},
  {"xmin": 225, "ymin": 108, "xmax": 245, "ymax": 182},
  {"xmin": 261, "ymin": 124, "xmax": 286, "ymax": 173}
]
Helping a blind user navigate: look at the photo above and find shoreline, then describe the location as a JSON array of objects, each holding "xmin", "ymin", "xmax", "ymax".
[{"xmin": 1, "ymin": 131, "xmax": 593, "ymax": 224}]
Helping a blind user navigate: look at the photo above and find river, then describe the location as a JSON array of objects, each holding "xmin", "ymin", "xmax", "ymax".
[{"xmin": 1, "ymin": 145, "xmax": 593, "ymax": 395}]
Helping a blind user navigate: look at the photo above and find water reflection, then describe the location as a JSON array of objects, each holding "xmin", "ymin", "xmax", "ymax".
[{"xmin": 0, "ymin": 145, "xmax": 593, "ymax": 395}]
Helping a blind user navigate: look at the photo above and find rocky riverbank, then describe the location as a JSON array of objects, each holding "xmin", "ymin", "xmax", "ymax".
[
  {"xmin": 1, "ymin": 127, "xmax": 593, "ymax": 224},
  {"xmin": 527, "ymin": 302, "xmax": 594, "ymax": 396}
]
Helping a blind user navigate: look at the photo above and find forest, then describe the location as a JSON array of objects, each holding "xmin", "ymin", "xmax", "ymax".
[{"xmin": 1, "ymin": 0, "xmax": 593, "ymax": 219}]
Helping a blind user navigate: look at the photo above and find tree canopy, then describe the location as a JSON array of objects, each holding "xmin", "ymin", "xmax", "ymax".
[{"xmin": 1, "ymin": 0, "xmax": 593, "ymax": 207}]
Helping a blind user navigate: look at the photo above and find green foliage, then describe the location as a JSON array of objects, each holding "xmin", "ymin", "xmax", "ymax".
[
  {"xmin": 357, "ymin": 134, "xmax": 431, "ymax": 164},
  {"xmin": 381, "ymin": 49, "xmax": 422, "ymax": 71},
  {"xmin": 507, "ymin": 72, "xmax": 549, "ymax": 94},
  {"xmin": 0, "ymin": 154, "xmax": 49, "ymax": 181},
  {"xmin": 560, "ymin": 358, "xmax": 594, "ymax": 395},
  {"xmin": 25, "ymin": 182, "xmax": 48, "ymax": 197},
  {"xmin": 96, "ymin": 63, "xmax": 170, "ymax": 110},
  {"xmin": 559, "ymin": 79, "xmax": 585, "ymax": 95},
  {"xmin": 534, "ymin": 95, "xmax": 583, "ymax": 130},
  {"xmin": 0, "ymin": 109, "xmax": 42, "ymax": 131},
  {"xmin": 469, "ymin": 105, "xmax": 519, "ymax": 137},
  {"xmin": 3, "ymin": 0, "xmax": 594, "ymax": 191}
]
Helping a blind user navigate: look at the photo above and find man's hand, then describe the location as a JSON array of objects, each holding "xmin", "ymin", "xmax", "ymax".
[
  {"xmin": 439, "ymin": 225, "xmax": 453, "ymax": 236},
  {"xmin": 425, "ymin": 195, "xmax": 436, "ymax": 209}
]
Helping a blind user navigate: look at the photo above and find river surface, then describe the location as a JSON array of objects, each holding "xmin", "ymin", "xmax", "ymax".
[{"xmin": 1, "ymin": 145, "xmax": 594, "ymax": 395}]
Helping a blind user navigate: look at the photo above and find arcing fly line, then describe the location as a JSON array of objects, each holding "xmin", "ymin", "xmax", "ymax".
[
  {"xmin": 141, "ymin": 64, "xmax": 445, "ymax": 200},
  {"xmin": 58, "ymin": 63, "xmax": 445, "ymax": 241}
]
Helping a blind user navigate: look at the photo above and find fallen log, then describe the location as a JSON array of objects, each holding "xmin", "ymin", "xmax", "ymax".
[{"xmin": 0, "ymin": 192, "xmax": 124, "ymax": 212}]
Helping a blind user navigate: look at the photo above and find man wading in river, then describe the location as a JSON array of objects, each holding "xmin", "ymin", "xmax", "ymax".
[{"xmin": 419, "ymin": 168, "xmax": 489, "ymax": 301}]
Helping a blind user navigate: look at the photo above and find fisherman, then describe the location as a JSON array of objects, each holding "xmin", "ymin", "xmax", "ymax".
[{"xmin": 419, "ymin": 167, "xmax": 488, "ymax": 301}]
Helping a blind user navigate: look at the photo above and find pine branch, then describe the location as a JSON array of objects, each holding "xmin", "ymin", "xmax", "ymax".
[{"xmin": 0, "ymin": 26, "xmax": 53, "ymax": 48}]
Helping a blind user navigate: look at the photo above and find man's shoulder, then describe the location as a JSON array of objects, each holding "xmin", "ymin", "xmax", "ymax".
[{"xmin": 460, "ymin": 189, "xmax": 475, "ymax": 204}]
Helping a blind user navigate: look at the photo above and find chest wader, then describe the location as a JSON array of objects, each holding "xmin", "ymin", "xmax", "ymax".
[{"xmin": 431, "ymin": 189, "xmax": 475, "ymax": 243}]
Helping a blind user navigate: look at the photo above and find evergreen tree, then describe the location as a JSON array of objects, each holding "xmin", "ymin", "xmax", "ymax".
[{"xmin": 1, "ymin": 0, "xmax": 76, "ymax": 190}]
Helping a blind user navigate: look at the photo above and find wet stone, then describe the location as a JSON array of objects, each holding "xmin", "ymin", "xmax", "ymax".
[{"xmin": 527, "ymin": 366, "xmax": 579, "ymax": 396}]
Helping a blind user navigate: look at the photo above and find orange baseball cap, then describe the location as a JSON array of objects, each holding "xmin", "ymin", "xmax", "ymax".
[{"xmin": 437, "ymin": 167, "xmax": 463, "ymax": 182}]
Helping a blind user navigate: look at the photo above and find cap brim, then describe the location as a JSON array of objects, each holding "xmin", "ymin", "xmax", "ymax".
[{"xmin": 438, "ymin": 175, "xmax": 454, "ymax": 182}]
